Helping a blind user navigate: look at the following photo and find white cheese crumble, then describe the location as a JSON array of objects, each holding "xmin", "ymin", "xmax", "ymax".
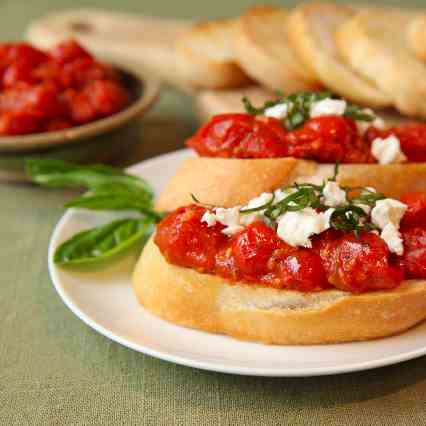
[
  {"xmin": 371, "ymin": 198, "xmax": 407, "ymax": 230},
  {"xmin": 264, "ymin": 103, "xmax": 288, "ymax": 119},
  {"xmin": 371, "ymin": 135, "xmax": 407, "ymax": 165},
  {"xmin": 380, "ymin": 223, "xmax": 404, "ymax": 255},
  {"xmin": 201, "ymin": 206, "xmax": 244, "ymax": 235},
  {"xmin": 322, "ymin": 181, "xmax": 347, "ymax": 207},
  {"xmin": 276, "ymin": 208, "xmax": 334, "ymax": 248},
  {"xmin": 310, "ymin": 98, "xmax": 347, "ymax": 118},
  {"xmin": 240, "ymin": 192, "xmax": 273, "ymax": 226}
]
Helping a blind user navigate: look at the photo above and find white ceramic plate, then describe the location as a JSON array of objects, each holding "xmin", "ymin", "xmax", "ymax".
[{"xmin": 48, "ymin": 149, "xmax": 426, "ymax": 377}]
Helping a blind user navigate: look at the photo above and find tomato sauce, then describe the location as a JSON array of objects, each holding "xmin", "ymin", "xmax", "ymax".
[
  {"xmin": 0, "ymin": 40, "xmax": 129, "ymax": 136},
  {"xmin": 187, "ymin": 113, "xmax": 426, "ymax": 163},
  {"xmin": 154, "ymin": 193, "xmax": 426, "ymax": 294}
]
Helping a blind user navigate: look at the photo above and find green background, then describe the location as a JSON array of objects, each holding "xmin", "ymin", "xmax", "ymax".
[{"xmin": 1, "ymin": 1, "xmax": 426, "ymax": 425}]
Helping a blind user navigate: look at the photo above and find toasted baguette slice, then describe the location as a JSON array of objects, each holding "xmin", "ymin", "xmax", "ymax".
[
  {"xmin": 407, "ymin": 14, "xmax": 426, "ymax": 62},
  {"xmin": 176, "ymin": 19, "xmax": 251, "ymax": 89},
  {"xmin": 286, "ymin": 2, "xmax": 391, "ymax": 107},
  {"xmin": 156, "ymin": 157, "xmax": 426, "ymax": 211},
  {"xmin": 336, "ymin": 9, "xmax": 426, "ymax": 117},
  {"xmin": 133, "ymin": 239, "xmax": 426, "ymax": 345},
  {"xmin": 233, "ymin": 6, "xmax": 320, "ymax": 93}
]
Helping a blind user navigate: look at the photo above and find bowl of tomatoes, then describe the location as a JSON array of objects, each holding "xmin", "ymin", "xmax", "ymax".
[{"xmin": 0, "ymin": 40, "xmax": 159, "ymax": 152}]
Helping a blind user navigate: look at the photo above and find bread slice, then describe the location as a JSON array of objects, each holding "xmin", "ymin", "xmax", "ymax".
[
  {"xmin": 336, "ymin": 8, "xmax": 426, "ymax": 117},
  {"xmin": 156, "ymin": 157, "xmax": 426, "ymax": 211},
  {"xmin": 133, "ymin": 238, "xmax": 426, "ymax": 345},
  {"xmin": 176, "ymin": 19, "xmax": 251, "ymax": 89},
  {"xmin": 232, "ymin": 6, "xmax": 320, "ymax": 93},
  {"xmin": 286, "ymin": 2, "xmax": 391, "ymax": 107},
  {"xmin": 407, "ymin": 14, "xmax": 426, "ymax": 62}
]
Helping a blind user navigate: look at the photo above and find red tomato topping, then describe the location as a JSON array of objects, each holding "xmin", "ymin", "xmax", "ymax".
[
  {"xmin": 400, "ymin": 192, "xmax": 426, "ymax": 229},
  {"xmin": 0, "ymin": 40, "xmax": 129, "ymax": 136},
  {"xmin": 187, "ymin": 113, "xmax": 289, "ymax": 158},
  {"xmin": 316, "ymin": 232, "xmax": 403, "ymax": 293},
  {"xmin": 366, "ymin": 124, "xmax": 426, "ymax": 162},
  {"xmin": 154, "ymin": 205, "xmax": 227, "ymax": 272},
  {"xmin": 155, "ymin": 207, "xmax": 407, "ymax": 293},
  {"xmin": 402, "ymin": 227, "xmax": 426, "ymax": 279},
  {"xmin": 186, "ymin": 113, "xmax": 372, "ymax": 163}
]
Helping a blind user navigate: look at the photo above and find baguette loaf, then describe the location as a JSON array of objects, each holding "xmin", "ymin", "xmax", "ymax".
[
  {"xmin": 286, "ymin": 2, "xmax": 391, "ymax": 107},
  {"xmin": 336, "ymin": 8, "xmax": 426, "ymax": 117},
  {"xmin": 156, "ymin": 157, "xmax": 426, "ymax": 211},
  {"xmin": 133, "ymin": 239, "xmax": 426, "ymax": 345},
  {"xmin": 233, "ymin": 6, "xmax": 320, "ymax": 93},
  {"xmin": 176, "ymin": 19, "xmax": 251, "ymax": 89}
]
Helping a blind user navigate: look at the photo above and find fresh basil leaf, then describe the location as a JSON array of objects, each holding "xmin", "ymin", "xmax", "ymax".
[
  {"xmin": 54, "ymin": 218, "xmax": 154, "ymax": 266},
  {"xmin": 26, "ymin": 159, "xmax": 153, "ymax": 203},
  {"xmin": 65, "ymin": 193, "xmax": 162, "ymax": 222}
]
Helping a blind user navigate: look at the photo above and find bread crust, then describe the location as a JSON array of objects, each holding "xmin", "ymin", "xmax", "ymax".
[
  {"xmin": 176, "ymin": 19, "xmax": 251, "ymax": 89},
  {"xmin": 407, "ymin": 14, "xmax": 426, "ymax": 62},
  {"xmin": 232, "ymin": 6, "xmax": 320, "ymax": 93},
  {"xmin": 133, "ymin": 239, "xmax": 426, "ymax": 345},
  {"xmin": 286, "ymin": 2, "xmax": 391, "ymax": 107},
  {"xmin": 336, "ymin": 8, "xmax": 426, "ymax": 117},
  {"xmin": 156, "ymin": 156, "xmax": 426, "ymax": 211}
]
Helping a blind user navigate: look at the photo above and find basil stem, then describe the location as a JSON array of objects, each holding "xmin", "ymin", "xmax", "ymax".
[{"xmin": 54, "ymin": 218, "xmax": 154, "ymax": 266}]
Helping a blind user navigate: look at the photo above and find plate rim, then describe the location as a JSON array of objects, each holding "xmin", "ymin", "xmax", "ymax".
[{"xmin": 47, "ymin": 149, "xmax": 426, "ymax": 377}]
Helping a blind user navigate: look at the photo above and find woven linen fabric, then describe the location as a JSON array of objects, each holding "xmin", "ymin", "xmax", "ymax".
[{"xmin": 1, "ymin": 0, "xmax": 426, "ymax": 424}]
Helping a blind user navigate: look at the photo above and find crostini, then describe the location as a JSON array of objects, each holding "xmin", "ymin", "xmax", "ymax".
[
  {"xmin": 157, "ymin": 92, "xmax": 426, "ymax": 211},
  {"xmin": 134, "ymin": 177, "xmax": 426, "ymax": 344}
]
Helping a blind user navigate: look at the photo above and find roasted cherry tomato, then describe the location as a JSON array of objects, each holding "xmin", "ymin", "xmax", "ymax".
[
  {"xmin": 275, "ymin": 249, "xmax": 329, "ymax": 291},
  {"xmin": 400, "ymin": 192, "xmax": 426, "ymax": 229},
  {"xmin": 365, "ymin": 124, "xmax": 426, "ymax": 162},
  {"xmin": 155, "ymin": 205, "xmax": 227, "ymax": 272},
  {"xmin": 317, "ymin": 232, "xmax": 403, "ymax": 293},
  {"xmin": 0, "ymin": 40, "xmax": 129, "ymax": 136},
  {"xmin": 0, "ymin": 111, "xmax": 41, "ymax": 135},
  {"xmin": 285, "ymin": 116, "xmax": 372, "ymax": 163},
  {"xmin": 186, "ymin": 113, "xmax": 289, "ymax": 158},
  {"xmin": 402, "ymin": 227, "xmax": 426, "ymax": 279},
  {"xmin": 231, "ymin": 221, "xmax": 284, "ymax": 276},
  {"xmin": 48, "ymin": 40, "xmax": 91, "ymax": 64}
]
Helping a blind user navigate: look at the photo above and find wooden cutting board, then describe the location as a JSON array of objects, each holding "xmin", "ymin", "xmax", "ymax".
[{"xmin": 27, "ymin": 9, "xmax": 414, "ymax": 124}]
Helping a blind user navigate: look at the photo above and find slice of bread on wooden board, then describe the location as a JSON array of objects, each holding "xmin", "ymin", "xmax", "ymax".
[
  {"xmin": 336, "ymin": 8, "xmax": 426, "ymax": 117},
  {"xmin": 233, "ymin": 6, "xmax": 320, "ymax": 93},
  {"xmin": 176, "ymin": 19, "xmax": 251, "ymax": 89},
  {"xmin": 286, "ymin": 2, "xmax": 391, "ymax": 107},
  {"xmin": 133, "ymin": 238, "xmax": 426, "ymax": 345}
]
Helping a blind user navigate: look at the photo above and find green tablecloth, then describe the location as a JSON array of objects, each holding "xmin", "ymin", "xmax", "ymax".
[{"xmin": 1, "ymin": 1, "xmax": 426, "ymax": 424}]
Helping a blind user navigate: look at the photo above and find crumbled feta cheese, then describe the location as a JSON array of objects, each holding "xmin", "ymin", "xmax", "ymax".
[
  {"xmin": 240, "ymin": 192, "xmax": 273, "ymax": 225},
  {"xmin": 371, "ymin": 198, "xmax": 407, "ymax": 230},
  {"xmin": 222, "ymin": 225, "xmax": 245, "ymax": 236},
  {"xmin": 276, "ymin": 207, "xmax": 333, "ymax": 248},
  {"xmin": 274, "ymin": 187, "xmax": 293, "ymax": 203},
  {"xmin": 322, "ymin": 181, "xmax": 347, "ymax": 207},
  {"xmin": 310, "ymin": 98, "xmax": 347, "ymax": 118},
  {"xmin": 380, "ymin": 223, "xmax": 404, "ymax": 255},
  {"xmin": 356, "ymin": 108, "xmax": 386, "ymax": 134},
  {"xmin": 371, "ymin": 135, "xmax": 407, "ymax": 164},
  {"xmin": 264, "ymin": 103, "xmax": 288, "ymax": 119},
  {"xmin": 201, "ymin": 210, "xmax": 217, "ymax": 227}
]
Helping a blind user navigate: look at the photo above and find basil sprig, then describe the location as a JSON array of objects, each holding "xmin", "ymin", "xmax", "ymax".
[
  {"xmin": 54, "ymin": 218, "xmax": 154, "ymax": 265},
  {"xmin": 242, "ymin": 91, "xmax": 375, "ymax": 130},
  {"xmin": 27, "ymin": 159, "xmax": 162, "ymax": 267}
]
